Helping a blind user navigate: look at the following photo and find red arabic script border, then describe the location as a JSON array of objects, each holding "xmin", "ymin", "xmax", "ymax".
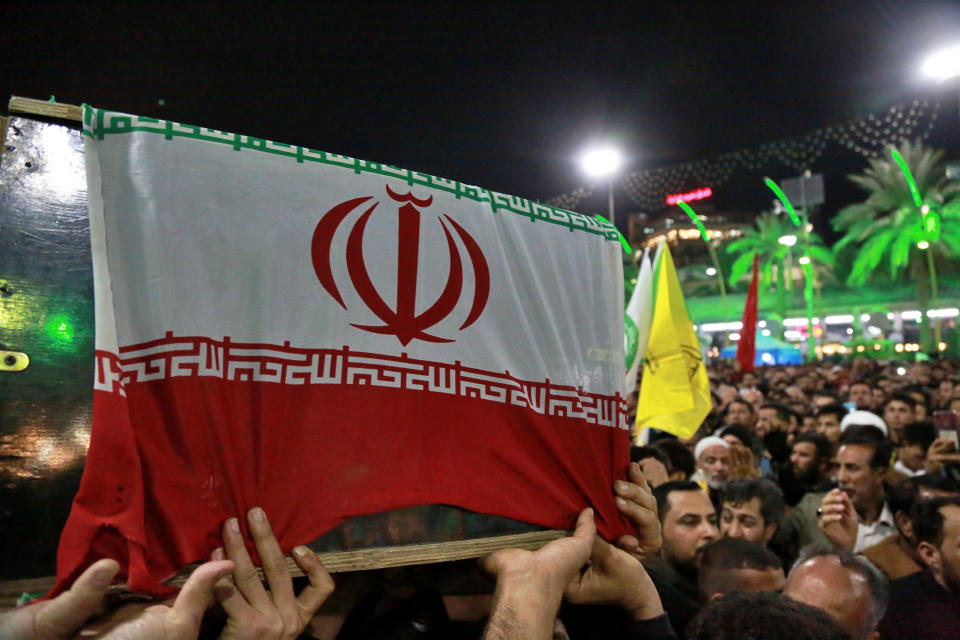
[{"xmin": 94, "ymin": 332, "xmax": 628, "ymax": 430}]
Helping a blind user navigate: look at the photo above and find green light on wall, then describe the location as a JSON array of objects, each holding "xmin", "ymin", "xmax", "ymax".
[{"xmin": 44, "ymin": 313, "xmax": 75, "ymax": 344}]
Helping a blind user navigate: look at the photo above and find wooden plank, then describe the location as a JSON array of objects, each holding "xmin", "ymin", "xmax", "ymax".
[
  {"xmin": 0, "ymin": 529, "xmax": 565, "ymax": 607},
  {"xmin": 8, "ymin": 96, "xmax": 82, "ymax": 122},
  {"xmin": 167, "ymin": 528, "xmax": 567, "ymax": 587}
]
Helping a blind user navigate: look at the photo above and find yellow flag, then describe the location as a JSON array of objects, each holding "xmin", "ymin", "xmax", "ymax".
[{"xmin": 634, "ymin": 242, "xmax": 710, "ymax": 439}]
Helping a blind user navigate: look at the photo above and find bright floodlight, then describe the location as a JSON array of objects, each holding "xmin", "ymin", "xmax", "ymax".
[
  {"xmin": 778, "ymin": 234, "xmax": 798, "ymax": 247},
  {"xmin": 581, "ymin": 146, "xmax": 623, "ymax": 177},
  {"xmin": 918, "ymin": 240, "xmax": 930, "ymax": 249},
  {"xmin": 706, "ymin": 267, "xmax": 717, "ymax": 276},
  {"xmin": 798, "ymin": 256, "xmax": 811, "ymax": 265},
  {"xmin": 922, "ymin": 44, "xmax": 960, "ymax": 81}
]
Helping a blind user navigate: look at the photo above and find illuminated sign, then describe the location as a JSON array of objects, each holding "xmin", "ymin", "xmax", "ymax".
[{"xmin": 665, "ymin": 187, "xmax": 712, "ymax": 206}]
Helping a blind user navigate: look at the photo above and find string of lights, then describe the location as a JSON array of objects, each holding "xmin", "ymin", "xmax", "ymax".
[{"xmin": 546, "ymin": 98, "xmax": 943, "ymax": 213}]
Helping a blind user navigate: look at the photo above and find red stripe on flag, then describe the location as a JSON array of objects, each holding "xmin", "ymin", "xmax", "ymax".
[{"xmin": 54, "ymin": 355, "xmax": 632, "ymax": 596}]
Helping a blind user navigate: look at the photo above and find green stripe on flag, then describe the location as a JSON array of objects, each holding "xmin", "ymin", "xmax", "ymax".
[{"xmin": 79, "ymin": 105, "xmax": 621, "ymax": 243}]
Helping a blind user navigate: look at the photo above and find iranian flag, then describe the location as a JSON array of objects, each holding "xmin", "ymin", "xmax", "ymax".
[{"xmin": 53, "ymin": 107, "xmax": 632, "ymax": 595}]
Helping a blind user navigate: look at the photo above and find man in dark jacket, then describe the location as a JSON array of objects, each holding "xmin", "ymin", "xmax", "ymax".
[{"xmin": 879, "ymin": 496, "xmax": 960, "ymax": 639}]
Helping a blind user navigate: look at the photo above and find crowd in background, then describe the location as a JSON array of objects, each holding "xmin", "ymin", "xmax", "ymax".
[
  {"xmin": 624, "ymin": 356, "xmax": 960, "ymax": 639},
  {"xmin": 4, "ymin": 356, "xmax": 960, "ymax": 639}
]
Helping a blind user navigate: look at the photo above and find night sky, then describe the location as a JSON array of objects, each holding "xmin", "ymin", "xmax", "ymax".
[{"xmin": 5, "ymin": 1, "xmax": 960, "ymax": 205}]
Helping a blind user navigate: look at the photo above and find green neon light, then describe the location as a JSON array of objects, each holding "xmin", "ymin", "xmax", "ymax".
[
  {"xmin": 677, "ymin": 201, "xmax": 709, "ymax": 242},
  {"xmin": 44, "ymin": 313, "xmax": 75, "ymax": 344},
  {"xmin": 596, "ymin": 215, "xmax": 632, "ymax": 254},
  {"xmin": 890, "ymin": 148, "xmax": 923, "ymax": 207},
  {"xmin": 764, "ymin": 178, "xmax": 801, "ymax": 226}
]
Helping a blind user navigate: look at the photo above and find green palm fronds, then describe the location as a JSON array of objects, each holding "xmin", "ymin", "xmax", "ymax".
[{"xmin": 833, "ymin": 139, "xmax": 960, "ymax": 287}]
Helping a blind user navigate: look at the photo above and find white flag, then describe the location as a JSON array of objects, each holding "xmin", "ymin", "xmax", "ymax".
[{"xmin": 624, "ymin": 247, "xmax": 653, "ymax": 394}]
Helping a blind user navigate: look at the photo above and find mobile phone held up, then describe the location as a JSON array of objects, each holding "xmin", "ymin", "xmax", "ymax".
[{"xmin": 933, "ymin": 410, "xmax": 960, "ymax": 449}]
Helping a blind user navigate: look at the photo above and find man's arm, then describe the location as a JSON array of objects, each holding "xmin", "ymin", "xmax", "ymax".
[
  {"xmin": 482, "ymin": 509, "xmax": 595, "ymax": 640},
  {"xmin": 565, "ymin": 536, "xmax": 665, "ymax": 622}
]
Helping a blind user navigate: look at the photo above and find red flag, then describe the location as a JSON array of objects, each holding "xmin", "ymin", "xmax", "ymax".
[{"xmin": 736, "ymin": 254, "xmax": 760, "ymax": 373}]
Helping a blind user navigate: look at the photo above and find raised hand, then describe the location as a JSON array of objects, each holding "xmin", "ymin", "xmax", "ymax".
[
  {"xmin": 214, "ymin": 508, "xmax": 335, "ymax": 640},
  {"xmin": 614, "ymin": 462, "xmax": 662, "ymax": 559},
  {"xmin": 925, "ymin": 437, "xmax": 960, "ymax": 474},
  {"xmin": 564, "ymin": 536, "xmax": 664, "ymax": 621},
  {"xmin": 482, "ymin": 509, "xmax": 595, "ymax": 639},
  {"xmin": 818, "ymin": 489, "xmax": 858, "ymax": 551}
]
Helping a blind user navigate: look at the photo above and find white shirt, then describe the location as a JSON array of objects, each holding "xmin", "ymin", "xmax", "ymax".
[{"xmin": 854, "ymin": 501, "xmax": 896, "ymax": 552}]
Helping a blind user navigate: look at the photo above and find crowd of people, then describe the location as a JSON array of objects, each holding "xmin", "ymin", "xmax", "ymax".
[
  {"xmin": 625, "ymin": 356, "xmax": 960, "ymax": 639},
  {"xmin": 3, "ymin": 356, "xmax": 960, "ymax": 639}
]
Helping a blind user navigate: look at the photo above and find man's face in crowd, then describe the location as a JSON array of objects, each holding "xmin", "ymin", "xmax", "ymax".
[
  {"xmin": 836, "ymin": 444, "xmax": 885, "ymax": 514},
  {"xmin": 801, "ymin": 415, "xmax": 818, "ymax": 433},
  {"xmin": 698, "ymin": 445, "xmax": 730, "ymax": 488},
  {"xmin": 912, "ymin": 365, "xmax": 932, "ymax": 386},
  {"xmin": 920, "ymin": 504, "xmax": 960, "ymax": 593},
  {"xmin": 720, "ymin": 497, "xmax": 776, "ymax": 545},
  {"xmin": 741, "ymin": 372, "xmax": 759, "ymax": 387},
  {"xmin": 741, "ymin": 388, "xmax": 764, "ymax": 411},
  {"xmin": 661, "ymin": 490, "xmax": 719, "ymax": 568},
  {"xmin": 848, "ymin": 383, "xmax": 873, "ymax": 409},
  {"xmin": 725, "ymin": 401, "xmax": 754, "ymax": 427},
  {"xmin": 784, "ymin": 556, "xmax": 878, "ymax": 640},
  {"xmin": 816, "ymin": 412, "xmax": 842, "ymax": 443},
  {"xmin": 756, "ymin": 408, "xmax": 786, "ymax": 438},
  {"xmin": 797, "ymin": 375, "xmax": 816, "ymax": 393},
  {"xmin": 716, "ymin": 384, "xmax": 739, "ymax": 409},
  {"xmin": 790, "ymin": 441, "xmax": 822, "ymax": 481},
  {"xmin": 914, "ymin": 402, "xmax": 928, "ymax": 421},
  {"xmin": 939, "ymin": 380, "xmax": 954, "ymax": 402},
  {"xmin": 898, "ymin": 441, "xmax": 927, "ymax": 473},
  {"xmin": 938, "ymin": 505, "xmax": 960, "ymax": 593},
  {"xmin": 871, "ymin": 387, "xmax": 887, "ymax": 409},
  {"xmin": 883, "ymin": 399, "xmax": 915, "ymax": 435}
]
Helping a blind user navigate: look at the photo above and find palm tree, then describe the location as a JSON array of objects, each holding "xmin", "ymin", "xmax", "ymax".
[
  {"xmin": 833, "ymin": 139, "xmax": 960, "ymax": 350},
  {"xmin": 726, "ymin": 212, "xmax": 834, "ymax": 340}
]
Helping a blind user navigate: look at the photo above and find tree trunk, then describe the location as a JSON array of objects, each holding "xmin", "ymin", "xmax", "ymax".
[
  {"xmin": 927, "ymin": 249, "xmax": 942, "ymax": 348},
  {"xmin": 912, "ymin": 255, "xmax": 934, "ymax": 352},
  {"xmin": 776, "ymin": 263, "xmax": 787, "ymax": 340}
]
